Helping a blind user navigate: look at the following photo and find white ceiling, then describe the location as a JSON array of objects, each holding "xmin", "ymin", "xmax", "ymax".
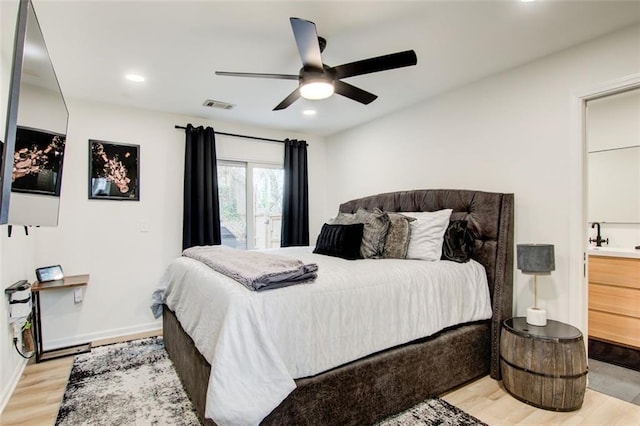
[{"xmin": 31, "ymin": 0, "xmax": 640, "ymax": 136}]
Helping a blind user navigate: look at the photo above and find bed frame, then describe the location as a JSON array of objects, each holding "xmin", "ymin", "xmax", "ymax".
[{"xmin": 163, "ymin": 189, "xmax": 514, "ymax": 425}]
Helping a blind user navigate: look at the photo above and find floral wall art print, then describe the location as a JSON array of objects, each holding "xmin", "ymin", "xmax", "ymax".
[
  {"xmin": 12, "ymin": 126, "xmax": 66, "ymax": 196},
  {"xmin": 89, "ymin": 140, "xmax": 139, "ymax": 200}
]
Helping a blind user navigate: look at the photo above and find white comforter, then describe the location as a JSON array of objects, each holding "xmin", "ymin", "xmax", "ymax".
[{"xmin": 159, "ymin": 246, "xmax": 492, "ymax": 426}]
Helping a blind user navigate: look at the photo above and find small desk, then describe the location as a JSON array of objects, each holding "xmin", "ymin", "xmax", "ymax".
[{"xmin": 31, "ymin": 274, "xmax": 91, "ymax": 362}]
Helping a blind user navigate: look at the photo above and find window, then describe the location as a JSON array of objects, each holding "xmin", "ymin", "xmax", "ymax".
[
  {"xmin": 217, "ymin": 161, "xmax": 284, "ymax": 250},
  {"xmin": 217, "ymin": 162, "xmax": 247, "ymax": 249}
]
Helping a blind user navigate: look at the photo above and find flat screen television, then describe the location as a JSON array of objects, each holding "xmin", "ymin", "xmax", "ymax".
[
  {"xmin": 1, "ymin": 0, "xmax": 68, "ymax": 226},
  {"xmin": 12, "ymin": 126, "xmax": 66, "ymax": 196}
]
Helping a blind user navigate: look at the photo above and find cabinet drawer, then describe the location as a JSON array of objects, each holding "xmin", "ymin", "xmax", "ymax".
[
  {"xmin": 589, "ymin": 310, "xmax": 640, "ymax": 349},
  {"xmin": 589, "ymin": 256, "xmax": 640, "ymax": 290},
  {"xmin": 589, "ymin": 283, "xmax": 640, "ymax": 318}
]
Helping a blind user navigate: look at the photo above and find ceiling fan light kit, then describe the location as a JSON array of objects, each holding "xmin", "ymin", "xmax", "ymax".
[
  {"xmin": 215, "ymin": 17, "xmax": 417, "ymax": 110},
  {"xmin": 300, "ymin": 79, "xmax": 334, "ymax": 100}
]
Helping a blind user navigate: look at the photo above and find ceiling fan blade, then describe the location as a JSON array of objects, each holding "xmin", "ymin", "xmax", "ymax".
[
  {"xmin": 273, "ymin": 88, "xmax": 301, "ymax": 111},
  {"xmin": 332, "ymin": 50, "xmax": 417, "ymax": 80},
  {"xmin": 215, "ymin": 71, "xmax": 299, "ymax": 80},
  {"xmin": 290, "ymin": 17, "xmax": 323, "ymax": 70},
  {"xmin": 334, "ymin": 81, "xmax": 378, "ymax": 105}
]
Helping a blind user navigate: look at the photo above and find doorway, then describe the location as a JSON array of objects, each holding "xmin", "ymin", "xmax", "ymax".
[{"xmin": 577, "ymin": 76, "xmax": 640, "ymax": 405}]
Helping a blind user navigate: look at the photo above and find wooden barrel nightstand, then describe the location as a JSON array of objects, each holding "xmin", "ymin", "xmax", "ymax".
[{"xmin": 500, "ymin": 317, "xmax": 587, "ymax": 411}]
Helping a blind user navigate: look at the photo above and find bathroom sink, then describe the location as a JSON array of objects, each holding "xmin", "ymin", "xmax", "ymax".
[{"xmin": 588, "ymin": 246, "xmax": 640, "ymax": 258}]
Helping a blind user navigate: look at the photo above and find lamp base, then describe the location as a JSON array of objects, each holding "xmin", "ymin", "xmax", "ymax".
[{"xmin": 526, "ymin": 307, "xmax": 547, "ymax": 326}]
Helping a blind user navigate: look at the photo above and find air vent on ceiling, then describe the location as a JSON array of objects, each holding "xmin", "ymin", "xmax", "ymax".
[{"xmin": 203, "ymin": 99, "xmax": 235, "ymax": 110}]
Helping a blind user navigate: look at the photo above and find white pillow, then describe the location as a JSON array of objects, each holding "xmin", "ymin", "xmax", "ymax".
[{"xmin": 400, "ymin": 209, "xmax": 453, "ymax": 261}]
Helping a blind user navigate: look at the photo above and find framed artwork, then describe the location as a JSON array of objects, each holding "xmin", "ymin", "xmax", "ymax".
[
  {"xmin": 88, "ymin": 140, "xmax": 139, "ymax": 201},
  {"xmin": 12, "ymin": 126, "xmax": 66, "ymax": 196}
]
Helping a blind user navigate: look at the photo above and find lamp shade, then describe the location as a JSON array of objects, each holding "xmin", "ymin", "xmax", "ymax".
[{"xmin": 517, "ymin": 244, "xmax": 555, "ymax": 273}]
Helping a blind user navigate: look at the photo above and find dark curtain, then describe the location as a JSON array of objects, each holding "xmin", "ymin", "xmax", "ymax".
[
  {"xmin": 182, "ymin": 124, "xmax": 221, "ymax": 250},
  {"xmin": 281, "ymin": 139, "xmax": 309, "ymax": 247}
]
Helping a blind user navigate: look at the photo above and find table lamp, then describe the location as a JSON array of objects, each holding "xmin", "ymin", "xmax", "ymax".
[{"xmin": 517, "ymin": 244, "xmax": 555, "ymax": 326}]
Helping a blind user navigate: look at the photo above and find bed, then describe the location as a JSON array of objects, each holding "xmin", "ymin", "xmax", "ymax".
[{"xmin": 161, "ymin": 189, "xmax": 514, "ymax": 425}]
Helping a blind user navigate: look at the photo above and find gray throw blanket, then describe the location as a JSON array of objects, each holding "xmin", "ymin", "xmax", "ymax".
[{"xmin": 183, "ymin": 245, "xmax": 318, "ymax": 291}]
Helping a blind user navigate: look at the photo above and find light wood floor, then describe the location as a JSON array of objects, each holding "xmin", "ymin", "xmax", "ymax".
[
  {"xmin": 2, "ymin": 333, "xmax": 640, "ymax": 425},
  {"xmin": 442, "ymin": 375, "xmax": 640, "ymax": 425},
  {"xmin": 0, "ymin": 329, "xmax": 162, "ymax": 426}
]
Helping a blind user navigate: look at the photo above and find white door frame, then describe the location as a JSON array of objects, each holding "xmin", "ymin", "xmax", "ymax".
[{"xmin": 569, "ymin": 73, "xmax": 640, "ymax": 338}]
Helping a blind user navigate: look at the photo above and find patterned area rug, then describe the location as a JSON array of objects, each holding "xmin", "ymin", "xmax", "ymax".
[
  {"xmin": 55, "ymin": 337, "xmax": 199, "ymax": 425},
  {"xmin": 56, "ymin": 337, "xmax": 486, "ymax": 425},
  {"xmin": 379, "ymin": 398, "xmax": 487, "ymax": 425}
]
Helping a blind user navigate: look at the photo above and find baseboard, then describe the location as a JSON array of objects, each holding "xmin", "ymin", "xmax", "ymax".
[
  {"xmin": 0, "ymin": 357, "xmax": 27, "ymax": 415},
  {"xmin": 43, "ymin": 321, "xmax": 162, "ymax": 351},
  {"xmin": 588, "ymin": 338, "xmax": 640, "ymax": 372}
]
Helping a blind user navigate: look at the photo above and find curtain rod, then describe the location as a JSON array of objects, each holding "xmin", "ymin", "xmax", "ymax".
[{"xmin": 174, "ymin": 125, "xmax": 284, "ymax": 144}]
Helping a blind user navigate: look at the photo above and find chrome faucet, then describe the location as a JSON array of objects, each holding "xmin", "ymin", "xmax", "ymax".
[{"xmin": 589, "ymin": 222, "xmax": 609, "ymax": 247}]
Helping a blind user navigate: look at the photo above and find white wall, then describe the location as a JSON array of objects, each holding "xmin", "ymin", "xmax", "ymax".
[
  {"xmin": 33, "ymin": 98, "xmax": 326, "ymax": 348},
  {"xmin": 587, "ymin": 88, "xmax": 640, "ymax": 152},
  {"xmin": 0, "ymin": 232, "xmax": 35, "ymax": 412},
  {"xmin": 325, "ymin": 24, "xmax": 640, "ymax": 334}
]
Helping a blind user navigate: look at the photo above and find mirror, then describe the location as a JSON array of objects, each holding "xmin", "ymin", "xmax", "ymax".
[
  {"xmin": 1, "ymin": 0, "xmax": 68, "ymax": 227},
  {"xmin": 587, "ymin": 88, "xmax": 640, "ymax": 224},
  {"xmin": 588, "ymin": 146, "xmax": 640, "ymax": 223}
]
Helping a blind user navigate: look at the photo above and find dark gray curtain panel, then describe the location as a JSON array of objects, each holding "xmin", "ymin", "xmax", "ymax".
[
  {"xmin": 281, "ymin": 139, "xmax": 309, "ymax": 247},
  {"xmin": 182, "ymin": 124, "xmax": 221, "ymax": 250}
]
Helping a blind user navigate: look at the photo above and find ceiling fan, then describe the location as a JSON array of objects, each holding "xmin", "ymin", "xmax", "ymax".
[{"xmin": 215, "ymin": 17, "xmax": 418, "ymax": 111}]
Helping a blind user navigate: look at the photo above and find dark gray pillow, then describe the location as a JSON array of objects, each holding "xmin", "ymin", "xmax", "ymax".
[
  {"xmin": 354, "ymin": 208, "xmax": 390, "ymax": 259},
  {"xmin": 441, "ymin": 220, "xmax": 475, "ymax": 263},
  {"xmin": 376, "ymin": 209, "xmax": 415, "ymax": 259}
]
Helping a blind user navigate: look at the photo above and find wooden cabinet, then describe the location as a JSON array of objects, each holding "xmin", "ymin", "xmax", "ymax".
[{"xmin": 588, "ymin": 255, "xmax": 640, "ymax": 349}]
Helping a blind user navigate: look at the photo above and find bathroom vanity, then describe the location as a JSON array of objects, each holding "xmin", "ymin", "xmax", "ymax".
[{"xmin": 588, "ymin": 249, "xmax": 640, "ymax": 369}]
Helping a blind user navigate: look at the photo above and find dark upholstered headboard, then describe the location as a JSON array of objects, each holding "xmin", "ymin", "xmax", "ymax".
[{"xmin": 339, "ymin": 189, "xmax": 514, "ymax": 379}]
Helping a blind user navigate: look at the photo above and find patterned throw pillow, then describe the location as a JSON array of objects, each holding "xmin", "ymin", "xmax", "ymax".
[
  {"xmin": 329, "ymin": 212, "xmax": 356, "ymax": 225},
  {"xmin": 354, "ymin": 208, "xmax": 390, "ymax": 259},
  {"xmin": 376, "ymin": 209, "xmax": 415, "ymax": 259},
  {"xmin": 330, "ymin": 209, "xmax": 390, "ymax": 258}
]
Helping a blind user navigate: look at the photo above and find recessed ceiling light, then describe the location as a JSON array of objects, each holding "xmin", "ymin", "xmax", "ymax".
[
  {"xmin": 303, "ymin": 109, "xmax": 317, "ymax": 116},
  {"xmin": 125, "ymin": 73, "xmax": 145, "ymax": 82}
]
